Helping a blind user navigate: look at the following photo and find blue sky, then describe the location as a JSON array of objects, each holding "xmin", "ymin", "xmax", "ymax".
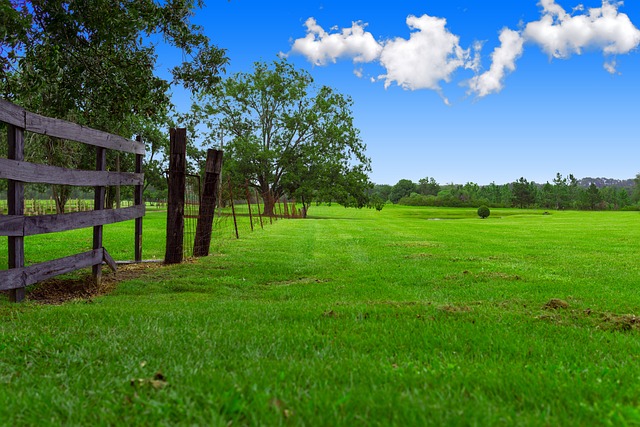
[{"xmin": 159, "ymin": 0, "xmax": 640, "ymax": 186}]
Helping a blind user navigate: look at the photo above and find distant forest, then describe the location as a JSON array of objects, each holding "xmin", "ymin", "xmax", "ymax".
[{"xmin": 371, "ymin": 174, "xmax": 640, "ymax": 211}]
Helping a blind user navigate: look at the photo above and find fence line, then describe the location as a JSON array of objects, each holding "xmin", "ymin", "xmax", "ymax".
[{"xmin": 0, "ymin": 99, "xmax": 144, "ymax": 302}]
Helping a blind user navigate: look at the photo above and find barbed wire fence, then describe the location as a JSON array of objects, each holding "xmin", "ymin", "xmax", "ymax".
[
  {"xmin": 205, "ymin": 177, "xmax": 302, "ymax": 254},
  {"xmin": 163, "ymin": 131, "xmax": 302, "ymax": 263}
]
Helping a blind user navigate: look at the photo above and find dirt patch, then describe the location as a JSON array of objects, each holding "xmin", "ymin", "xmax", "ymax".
[
  {"xmin": 439, "ymin": 304, "xmax": 472, "ymax": 313},
  {"xmin": 386, "ymin": 241, "xmax": 441, "ymax": 248},
  {"xmin": 444, "ymin": 271, "xmax": 521, "ymax": 282},
  {"xmin": 599, "ymin": 313, "xmax": 640, "ymax": 332},
  {"xmin": 403, "ymin": 253, "xmax": 434, "ymax": 259},
  {"xmin": 264, "ymin": 277, "xmax": 330, "ymax": 287},
  {"xmin": 543, "ymin": 299, "xmax": 569, "ymax": 310},
  {"xmin": 365, "ymin": 300, "xmax": 424, "ymax": 307},
  {"xmin": 23, "ymin": 262, "xmax": 164, "ymax": 305}
]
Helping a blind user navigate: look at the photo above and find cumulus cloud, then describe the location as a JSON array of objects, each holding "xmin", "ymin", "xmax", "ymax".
[
  {"xmin": 469, "ymin": 0, "xmax": 640, "ymax": 97},
  {"xmin": 468, "ymin": 28, "xmax": 524, "ymax": 97},
  {"xmin": 378, "ymin": 14, "xmax": 477, "ymax": 91},
  {"xmin": 289, "ymin": 17, "xmax": 382, "ymax": 65},
  {"xmin": 290, "ymin": 1, "xmax": 640, "ymax": 101},
  {"xmin": 524, "ymin": 0, "xmax": 640, "ymax": 58},
  {"xmin": 290, "ymin": 14, "xmax": 477, "ymax": 95}
]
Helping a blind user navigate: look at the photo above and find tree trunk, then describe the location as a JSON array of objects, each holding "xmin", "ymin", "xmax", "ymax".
[
  {"xmin": 52, "ymin": 185, "xmax": 70, "ymax": 214},
  {"xmin": 262, "ymin": 191, "xmax": 275, "ymax": 216}
]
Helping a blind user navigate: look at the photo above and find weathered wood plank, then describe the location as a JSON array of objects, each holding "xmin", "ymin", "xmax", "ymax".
[
  {"xmin": 102, "ymin": 247, "xmax": 118, "ymax": 273},
  {"xmin": 93, "ymin": 147, "xmax": 107, "ymax": 284},
  {"xmin": 0, "ymin": 158, "xmax": 143, "ymax": 186},
  {"xmin": 0, "ymin": 99, "xmax": 25, "ymax": 127},
  {"xmin": 134, "ymin": 145, "xmax": 144, "ymax": 262},
  {"xmin": 0, "ymin": 249, "xmax": 103, "ymax": 291},
  {"xmin": 194, "ymin": 149, "xmax": 223, "ymax": 257},
  {"xmin": 8, "ymin": 124, "xmax": 25, "ymax": 302},
  {"xmin": 22, "ymin": 205, "xmax": 145, "ymax": 236},
  {"xmin": 25, "ymin": 111, "xmax": 144, "ymax": 154},
  {"xmin": 164, "ymin": 128, "xmax": 186, "ymax": 264},
  {"xmin": 0, "ymin": 215, "xmax": 24, "ymax": 237}
]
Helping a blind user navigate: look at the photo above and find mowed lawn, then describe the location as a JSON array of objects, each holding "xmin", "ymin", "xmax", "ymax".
[{"xmin": 1, "ymin": 205, "xmax": 640, "ymax": 426}]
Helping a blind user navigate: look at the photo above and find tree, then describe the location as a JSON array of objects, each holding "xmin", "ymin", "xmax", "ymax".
[
  {"xmin": 583, "ymin": 183, "xmax": 603, "ymax": 210},
  {"xmin": 632, "ymin": 173, "xmax": 640, "ymax": 203},
  {"xmin": 199, "ymin": 58, "xmax": 371, "ymax": 216},
  {"xmin": 389, "ymin": 179, "xmax": 417, "ymax": 204},
  {"xmin": 370, "ymin": 184, "xmax": 392, "ymax": 203},
  {"xmin": 417, "ymin": 177, "xmax": 440, "ymax": 196},
  {"xmin": 539, "ymin": 182, "xmax": 555, "ymax": 209},
  {"xmin": 1, "ymin": 0, "xmax": 227, "ymax": 211},
  {"xmin": 512, "ymin": 177, "xmax": 536, "ymax": 208}
]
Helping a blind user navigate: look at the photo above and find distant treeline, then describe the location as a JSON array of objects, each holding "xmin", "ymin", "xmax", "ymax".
[{"xmin": 371, "ymin": 174, "xmax": 640, "ymax": 211}]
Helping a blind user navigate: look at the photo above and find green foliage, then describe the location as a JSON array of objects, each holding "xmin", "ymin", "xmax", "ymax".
[
  {"xmin": 369, "ymin": 195, "xmax": 385, "ymax": 211},
  {"xmin": 1, "ymin": 0, "xmax": 227, "ymax": 210},
  {"xmin": 369, "ymin": 184, "xmax": 392, "ymax": 203},
  {"xmin": 198, "ymin": 58, "xmax": 371, "ymax": 215},
  {"xmin": 389, "ymin": 179, "xmax": 417, "ymax": 203},
  {"xmin": 477, "ymin": 205, "xmax": 490, "ymax": 218},
  {"xmin": 511, "ymin": 177, "xmax": 536, "ymax": 208},
  {"xmin": 417, "ymin": 176, "xmax": 440, "ymax": 196},
  {"xmin": 390, "ymin": 175, "xmax": 635, "ymax": 211}
]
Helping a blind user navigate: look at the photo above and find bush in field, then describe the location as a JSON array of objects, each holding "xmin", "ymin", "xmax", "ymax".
[{"xmin": 477, "ymin": 206, "xmax": 490, "ymax": 219}]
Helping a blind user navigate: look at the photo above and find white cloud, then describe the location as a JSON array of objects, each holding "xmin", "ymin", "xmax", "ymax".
[
  {"xmin": 289, "ymin": 18, "xmax": 382, "ymax": 65},
  {"xmin": 524, "ymin": 0, "xmax": 640, "ymax": 58},
  {"xmin": 290, "ymin": 1, "xmax": 640, "ymax": 101},
  {"xmin": 290, "ymin": 14, "xmax": 476, "ymax": 95},
  {"xmin": 604, "ymin": 59, "xmax": 618, "ymax": 74},
  {"xmin": 378, "ymin": 14, "xmax": 475, "ymax": 91},
  {"xmin": 469, "ymin": 0, "xmax": 639, "ymax": 98},
  {"xmin": 468, "ymin": 28, "xmax": 524, "ymax": 97}
]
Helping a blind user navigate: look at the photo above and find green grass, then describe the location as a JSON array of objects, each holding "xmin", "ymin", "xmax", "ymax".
[{"xmin": 2, "ymin": 205, "xmax": 640, "ymax": 426}]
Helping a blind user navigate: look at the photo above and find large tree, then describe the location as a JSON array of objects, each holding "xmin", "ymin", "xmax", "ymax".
[
  {"xmin": 200, "ymin": 58, "xmax": 371, "ymax": 216},
  {"xmin": 389, "ymin": 179, "xmax": 417, "ymax": 204},
  {"xmin": 1, "ymin": 0, "xmax": 227, "ymax": 211},
  {"xmin": 511, "ymin": 177, "xmax": 536, "ymax": 208}
]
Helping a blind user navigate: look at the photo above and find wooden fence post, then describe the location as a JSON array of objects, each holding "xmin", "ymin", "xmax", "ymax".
[
  {"xmin": 245, "ymin": 180, "xmax": 254, "ymax": 232},
  {"xmin": 193, "ymin": 149, "xmax": 223, "ymax": 257},
  {"xmin": 228, "ymin": 179, "xmax": 239, "ymax": 239},
  {"xmin": 135, "ymin": 135, "xmax": 144, "ymax": 262},
  {"xmin": 93, "ymin": 147, "xmax": 107, "ymax": 285},
  {"xmin": 164, "ymin": 128, "xmax": 186, "ymax": 264},
  {"xmin": 254, "ymin": 189, "xmax": 264, "ymax": 230},
  {"xmin": 7, "ymin": 124, "xmax": 25, "ymax": 302}
]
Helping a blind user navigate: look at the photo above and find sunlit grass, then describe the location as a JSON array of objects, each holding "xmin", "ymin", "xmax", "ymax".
[{"xmin": 1, "ymin": 205, "xmax": 640, "ymax": 425}]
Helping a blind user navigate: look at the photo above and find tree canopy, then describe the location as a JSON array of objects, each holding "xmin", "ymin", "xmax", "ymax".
[
  {"xmin": 1, "ymin": 0, "xmax": 227, "ymax": 210},
  {"xmin": 198, "ymin": 58, "xmax": 371, "ymax": 216},
  {"xmin": 384, "ymin": 174, "xmax": 637, "ymax": 211}
]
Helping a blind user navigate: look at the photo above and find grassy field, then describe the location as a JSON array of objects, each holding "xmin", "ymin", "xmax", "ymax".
[{"xmin": 1, "ymin": 205, "xmax": 640, "ymax": 425}]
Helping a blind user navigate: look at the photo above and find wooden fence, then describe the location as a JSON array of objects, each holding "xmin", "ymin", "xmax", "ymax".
[{"xmin": 0, "ymin": 99, "xmax": 144, "ymax": 302}]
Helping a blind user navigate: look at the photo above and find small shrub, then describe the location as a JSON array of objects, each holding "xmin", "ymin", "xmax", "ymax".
[{"xmin": 477, "ymin": 205, "xmax": 490, "ymax": 219}]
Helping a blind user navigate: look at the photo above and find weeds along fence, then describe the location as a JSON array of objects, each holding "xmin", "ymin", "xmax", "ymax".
[{"xmin": 0, "ymin": 99, "xmax": 144, "ymax": 302}]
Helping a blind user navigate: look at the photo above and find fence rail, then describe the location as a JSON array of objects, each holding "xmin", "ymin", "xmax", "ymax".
[{"xmin": 0, "ymin": 98, "xmax": 145, "ymax": 302}]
